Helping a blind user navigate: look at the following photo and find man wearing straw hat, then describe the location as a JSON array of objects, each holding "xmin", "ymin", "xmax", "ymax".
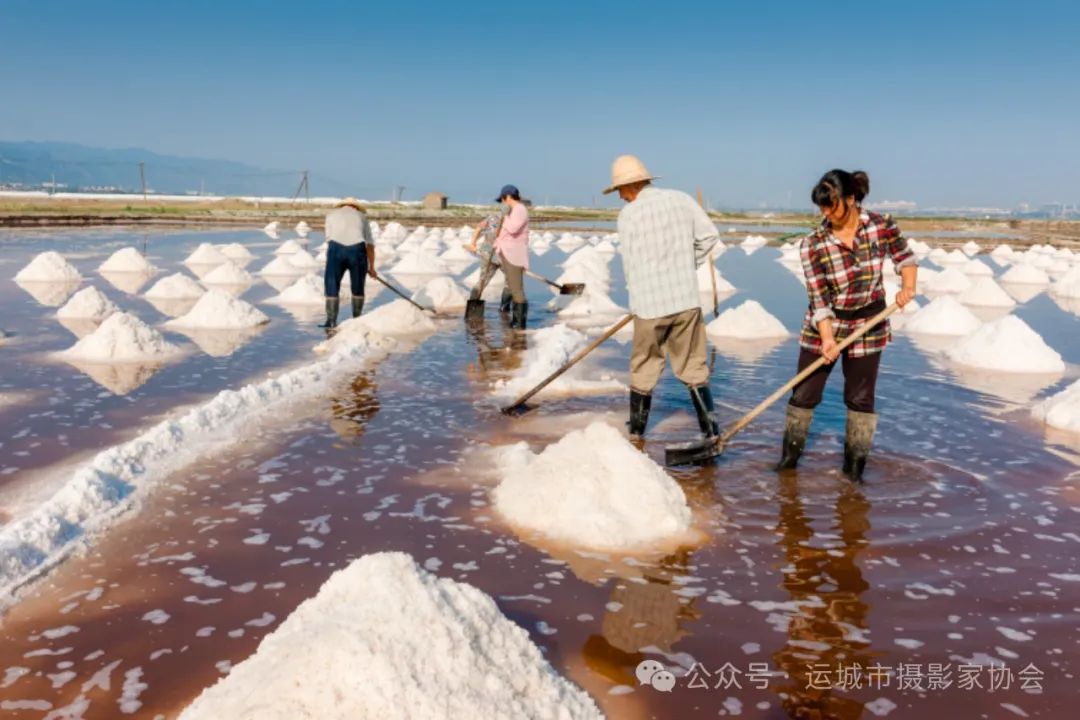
[
  {"xmin": 603, "ymin": 155, "xmax": 721, "ymax": 443},
  {"xmin": 320, "ymin": 196, "xmax": 377, "ymax": 329}
]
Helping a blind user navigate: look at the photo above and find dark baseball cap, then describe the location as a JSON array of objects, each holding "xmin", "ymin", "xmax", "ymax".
[{"xmin": 495, "ymin": 184, "xmax": 519, "ymax": 202}]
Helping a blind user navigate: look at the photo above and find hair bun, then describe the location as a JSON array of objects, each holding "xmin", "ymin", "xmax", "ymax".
[{"xmin": 852, "ymin": 171, "xmax": 870, "ymax": 202}]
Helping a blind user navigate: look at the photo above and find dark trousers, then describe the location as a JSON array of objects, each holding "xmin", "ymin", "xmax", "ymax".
[
  {"xmin": 324, "ymin": 241, "xmax": 367, "ymax": 298},
  {"xmin": 789, "ymin": 348, "xmax": 881, "ymax": 413}
]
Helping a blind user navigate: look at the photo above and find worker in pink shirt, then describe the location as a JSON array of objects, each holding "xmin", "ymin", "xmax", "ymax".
[{"xmin": 493, "ymin": 184, "xmax": 530, "ymax": 329}]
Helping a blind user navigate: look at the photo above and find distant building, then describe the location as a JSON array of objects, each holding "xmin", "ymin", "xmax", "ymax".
[{"xmin": 423, "ymin": 192, "xmax": 448, "ymax": 210}]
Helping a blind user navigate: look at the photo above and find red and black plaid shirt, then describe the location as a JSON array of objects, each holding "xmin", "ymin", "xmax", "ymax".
[{"xmin": 799, "ymin": 210, "xmax": 916, "ymax": 357}]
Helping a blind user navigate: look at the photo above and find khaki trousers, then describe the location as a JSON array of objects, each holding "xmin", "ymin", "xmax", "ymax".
[
  {"xmin": 499, "ymin": 254, "xmax": 526, "ymax": 303},
  {"xmin": 630, "ymin": 308, "xmax": 709, "ymax": 394}
]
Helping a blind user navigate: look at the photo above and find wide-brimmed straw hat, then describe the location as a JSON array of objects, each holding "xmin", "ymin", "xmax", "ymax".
[
  {"xmin": 334, "ymin": 196, "xmax": 366, "ymax": 211},
  {"xmin": 602, "ymin": 155, "xmax": 660, "ymax": 195}
]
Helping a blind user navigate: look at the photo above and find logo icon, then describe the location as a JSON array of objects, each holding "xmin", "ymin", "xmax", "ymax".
[{"xmin": 636, "ymin": 659, "xmax": 676, "ymax": 692}]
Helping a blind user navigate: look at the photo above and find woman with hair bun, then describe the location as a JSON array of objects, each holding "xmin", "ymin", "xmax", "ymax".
[{"xmin": 776, "ymin": 169, "xmax": 918, "ymax": 482}]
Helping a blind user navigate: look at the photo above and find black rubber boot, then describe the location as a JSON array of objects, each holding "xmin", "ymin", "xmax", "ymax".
[
  {"xmin": 776, "ymin": 406, "xmax": 814, "ymax": 471},
  {"xmin": 499, "ymin": 287, "xmax": 513, "ymax": 314},
  {"xmin": 351, "ymin": 296, "xmax": 365, "ymax": 318},
  {"xmin": 843, "ymin": 410, "xmax": 878, "ymax": 483},
  {"xmin": 318, "ymin": 298, "xmax": 340, "ymax": 329},
  {"xmin": 688, "ymin": 384, "xmax": 720, "ymax": 437},
  {"xmin": 627, "ymin": 390, "xmax": 652, "ymax": 438},
  {"xmin": 510, "ymin": 301, "xmax": 528, "ymax": 330}
]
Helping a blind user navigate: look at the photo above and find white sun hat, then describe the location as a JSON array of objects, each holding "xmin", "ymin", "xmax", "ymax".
[{"xmin": 602, "ymin": 155, "xmax": 660, "ymax": 195}]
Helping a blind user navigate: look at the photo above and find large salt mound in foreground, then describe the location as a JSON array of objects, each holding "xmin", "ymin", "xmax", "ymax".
[
  {"xmin": 904, "ymin": 295, "xmax": 982, "ymax": 336},
  {"xmin": 494, "ymin": 422, "xmax": 692, "ymax": 552},
  {"xmin": 1001, "ymin": 264, "xmax": 1050, "ymax": 285},
  {"xmin": 943, "ymin": 315, "xmax": 1064, "ymax": 373},
  {"xmin": 706, "ymin": 300, "xmax": 789, "ymax": 339},
  {"xmin": 144, "ymin": 273, "xmax": 207, "ymax": 300},
  {"xmin": 177, "ymin": 552, "xmax": 602, "ymax": 720},
  {"xmin": 957, "ymin": 277, "xmax": 1017, "ymax": 308},
  {"xmin": 98, "ymin": 247, "xmax": 158, "ymax": 274},
  {"xmin": 184, "ymin": 243, "xmax": 229, "ymax": 266},
  {"xmin": 411, "ymin": 277, "xmax": 468, "ymax": 312},
  {"xmin": 59, "ymin": 312, "xmax": 180, "ymax": 363},
  {"xmin": 1032, "ymin": 379, "xmax": 1080, "ymax": 433},
  {"xmin": 167, "ymin": 289, "xmax": 270, "ymax": 330},
  {"xmin": 493, "ymin": 324, "xmax": 624, "ymax": 398},
  {"xmin": 57, "ymin": 286, "xmax": 120, "ymax": 320},
  {"xmin": 320, "ymin": 299, "xmax": 436, "ymax": 344},
  {"xmin": 15, "ymin": 251, "xmax": 83, "ymax": 283}
]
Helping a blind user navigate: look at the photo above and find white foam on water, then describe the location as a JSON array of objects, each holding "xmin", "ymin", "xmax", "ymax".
[
  {"xmin": 15, "ymin": 251, "xmax": 83, "ymax": 283},
  {"xmin": 56, "ymin": 287, "xmax": 120, "ymax": 320},
  {"xmin": 184, "ymin": 244, "xmax": 229, "ymax": 267},
  {"xmin": 200, "ymin": 263, "xmax": 255, "ymax": 287},
  {"xmin": 904, "ymin": 295, "xmax": 983, "ymax": 336},
  {"xmin": 275, "ymin": 240, "xmax": 303, "ymax": 256},
  {"xmin": 491, "ymin": 324, "xmax": 624, "ymax": 398},
  {"xmin": 220, "ymin": 243, "xmax": 254, "ymax": 261},
  {"xmin": 144, "ymin": 273, "xmax": 207, "ymax": 300},
  {"xmin": 411, "ymin": 277, "xmax": 468, "ymax": 312},
  {"xmin": 705, "ymin": 300, "xmax": 789, "ymax": 340},
  {"xmin": 696, "ymin": 263, "xmax": 736, "ymax": 294},
  {"xmin": 259, "ymin": 256, "xmax": 303, "ymax": 277},
  {"xmin": 177, "ymin": 552, "xmax": 602, "ymax": 720},
  {"xmin": 58, "ymin": 312, "xmax": 181, "ymax": 363},
  {"xmin": 266, "ymin": 274, "xmax": 324, "ymax": 306},
  {"xmin": 926, "ymin": 267, "xmax": 973, "ymax": 294},
  {"xmin": 166, "ymin": 289, "xmax": 269, "ymax": 330},
  {"xmin": 98, "ymin": 247, "xmax": 158, "ymax": 274},
  {"xmin": 493, "ymin": 422, "xmax": 693, "ymax": 552},
  {"xmin": 957, "ymin": 277, "xmax": 1017, "ymax": 308},
  {"xmin": 1032, "ymin": 379, "xmax": 1080, "ymax": 433},
  {"xmin": 0, "ymin": 327, "xmax": 394, "ymax": 612},
  {"xmin": 943, "ymin": 315, "xmax": 1065, "ymax": 373}
]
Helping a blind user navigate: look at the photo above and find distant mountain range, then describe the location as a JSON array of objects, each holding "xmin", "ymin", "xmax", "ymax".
[{"xmin": 0, "ymin": 141, "xmax": 316, "ymax": 197}]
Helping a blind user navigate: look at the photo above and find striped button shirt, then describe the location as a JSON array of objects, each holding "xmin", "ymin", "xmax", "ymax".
[
  {"xmin": 799, "ymin": 210, "xmax": 917, "ymax": 357},
  {"xmin": 617, "ymin": 186, "xmax": 720, "ymax": 320}
]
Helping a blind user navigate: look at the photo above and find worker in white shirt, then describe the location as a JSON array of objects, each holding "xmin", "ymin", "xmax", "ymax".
[
  {"xmin": 603, "ymin": 155, "xmax": 721, "ymax": 442},
  {"xmin": 320, "ymin": 197, "xmax": 377, "ymax": 329}
]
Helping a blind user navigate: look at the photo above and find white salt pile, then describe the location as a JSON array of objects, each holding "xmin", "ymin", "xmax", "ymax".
[
  {"xmin": 322, "ymin": 299, "xmax": 436, "ymax": 342},
  {"xmin": 57, "ymin": 286, "xmax": 120, "ymax": 320},
  {"xmin": 904, "ymin": 295, "xmax": 983, "ymax": 336},
  {"xmin": 943, "ymin": 315, "xmax": 1064, "ymax": 373},
  {"xmin": 392, "ymin": 251, "xmax": 449, "ymax": 275},
  {"xmin": 706, "ymin": 300, "xmax": 789, "ymax": 339},
  {"xmin": 286, "ymin": 248, "xmax": 320, "ymax": 270},
  {"xmin": 962, "ymin": 241, "xmax": 982, "ymax": 256},
  {"xmin": 59, "ymin": 312, "xmax": 180, "ymax": 363},
  {"xmin": 696, "ymin": 263, "xmax": 736, "ymax": 294},
  {"xmin": 1032, "ymin": 380, "xmax": 1080, "ymax": 433},
  {"xmin": 957, "ymin": 277, "xmax": 1017, "ymax": 308},
  {"xmin": 962, "ymin": 258, "xmax": 994, "ymax": 277},
  {"xmin": 144, "ymin": 273, "xmax": 206, "ymax": 300},
  {"xmin": 14, "ymin": 251, "xmax": 83, "ymax": 283},
  {"xmin": 220, "ymin": 243, "xmax": 254, "ymax": 261},
  {"xmin": 594, "ymin": 239, "xmax": 618, "ymax": 255},
  {"xmin": 295, "ymin": 221, "xmax": 311, "ymax": 238},
  {"xmin": 259, "ymin": 256, "xmax": 303, "ymax": 277},
  {"xmin": 263, "ymin": 221, "xmax": 279, "ymax": 234},
  {"xmin": 411, "ymin": 277, "xmax": 468, "ymax": 312},
  {"xmin": 267, "ymin": 275, "xmax": 324, "ymax": 306},
  {"xmin": 440, "ymin": 244, "xmax": 476, "ymax": 262},
  {"xmin": 557, "ymin": 289, "xmax": 626, "ymax": 319},
  {"xmin": 275, "ymin": 239, "xmax": 304, "ymax": 256},
  {"xmin": 938, "ymin": 249, "xmax": 970, "ymax": 265},
  {"xmin": 883, "ymin": 282, "xmax": 921, "ymax": 330},
  {"xmin": 1050, "ymin": 267, "xmax": 1080, "ymax": 299},
  {"xmin": 201, "ymin": 262, "xmax": 255, "ymax": 286},
  {"xmin": 98, "ymin": 247, "xmax": 158, "ymax": 274},
  {"xmin": 1053, "ymin": 248, "xmax": 1075, "ymax": 261},
  {"xmin": 991, "ymin": 244, "xmax": 1014, "ymax": 258},
  {"xmin": 178, "ymin": 552, "xmax": 602, "ymax": 720},
  {"xmin": 493, "ymin": 324, "xmax": 624, "ymax": 398},
  {"xmin": 926, "ymin": 267, "xmax": 973, "ymax": 294},
  {"xmin": 494, "ymin": 422, "xmax": 692, "ymax": 552},
  {"xmin": 1001, "ymin": 264, "xmax": 1051, "ymax": 285},
  {"xmin": 167, "ymin": 289, "xmax": 270, "ymax": 330},
  {"xmin": 184, "ymin": 243, "xmax": 229, "ymax": 266},
  {"xmin": 742, "ymin": 235, "xmax": 768, "ymax": 248}
]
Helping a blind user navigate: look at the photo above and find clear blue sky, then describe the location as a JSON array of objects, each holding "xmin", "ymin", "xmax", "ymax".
[{"xmin": 1, "ymin": 0, "xmax": 1077, "ymax": 209}]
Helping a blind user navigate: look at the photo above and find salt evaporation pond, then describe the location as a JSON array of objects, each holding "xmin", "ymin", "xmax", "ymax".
[{"xmin": 0, "ymin": 227, "xmax": 1078, "ymax": 719}]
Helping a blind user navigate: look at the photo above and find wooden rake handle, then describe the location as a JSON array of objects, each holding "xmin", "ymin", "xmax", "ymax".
[
  {"xmin": 466, "ymin": 247, "xmax": 567, "ymax": 292},
  {"xmin": 504, "ymin": 314, "xmax": 633, "ymax": 411},
  {"xmin": 374, "ymin": 273, "xmax": 434, "ymax": 314},
  {"xmin": 718, "ymin": 302, "xmax": 900, "ymax": 444}
]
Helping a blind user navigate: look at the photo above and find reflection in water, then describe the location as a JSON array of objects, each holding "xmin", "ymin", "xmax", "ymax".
[
  {"xmin": 328, "ymin": 369, "xmax": 380, "ymax": 445},
  {"xmin": 65, "ymin": 360, "xmax": 164, "ymax": 395},
  {"xmin": 175, "ymin": 327, "xmax": 267, "ymax": 357},
  {"xmin": 99, "ymin": 270, "xmax": 155, "ymax": 295},
  {"xmin": 999, "ymin": 282, "xmax": 1046, "ymax": 304},
  {"xmin": 15, "ymin": 279, "xmax": 81, "ymax": 308},
  {"xmin": 145, "ymin": 297, "xmax": 200, "ymax": 319},
  {"xmin": 771, "ymin": 477, "xmax": 875, "ymax": 720},
  {"xmin": 581, "ymin": 550, "xmax": 700, "ymax": 687},
  {"xmin": 708, "ymin": 335, "xmax": 788, "ymax": 365},
  {"xmin": 464, "ymin": 319, "xmax": 527, "ymax": 381}
]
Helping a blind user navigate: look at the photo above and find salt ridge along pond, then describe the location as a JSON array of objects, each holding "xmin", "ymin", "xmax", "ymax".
[{"xmin": 1, "ymin": 226, "xmax": 1079, "ymax": 719}]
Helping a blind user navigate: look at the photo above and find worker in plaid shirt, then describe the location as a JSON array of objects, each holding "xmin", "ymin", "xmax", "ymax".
[
  {"xmin": 603, "ymin": 155, "xmax": 722, "ymax": 445},
  {"xmin": 778, "ymin": 169, "xmax": 918, "ymax": 482}
]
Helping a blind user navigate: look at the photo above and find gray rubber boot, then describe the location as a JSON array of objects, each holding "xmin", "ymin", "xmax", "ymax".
[
  {"xmin": 318, "ymin": 298, "xmax": 340, "ymax": 328},
  {"xmin": 776, "ymin": 406, "xmax": 814, "ymax": 471},
  {"xmin": 843, "ymin": 410, "xmax": 878, "ymax": 482},
  {"xmin": 351, "ymin": 296, "xmax": 365, "ymax": 318},
  {"xmin": 627, "ymin": 390, "xmax": 652, "ymax": 438}
]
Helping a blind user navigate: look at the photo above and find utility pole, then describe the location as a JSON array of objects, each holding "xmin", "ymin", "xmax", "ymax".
[
  {"xmin": 292, "ymin": 170, "xmax": 309, "ymax": 203},
  {"xmin": 51, "ymin": 173, "xmax": 56, "ymax": 196},
  {"xmin": 138, "ymin": 162, "xmax": 147, "ymax": 200}
]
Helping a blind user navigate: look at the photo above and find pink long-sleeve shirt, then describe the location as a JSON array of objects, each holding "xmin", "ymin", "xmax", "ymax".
[{"xmin": 494, "ymin": 202, "xmax": 529, "ymax": 269}]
